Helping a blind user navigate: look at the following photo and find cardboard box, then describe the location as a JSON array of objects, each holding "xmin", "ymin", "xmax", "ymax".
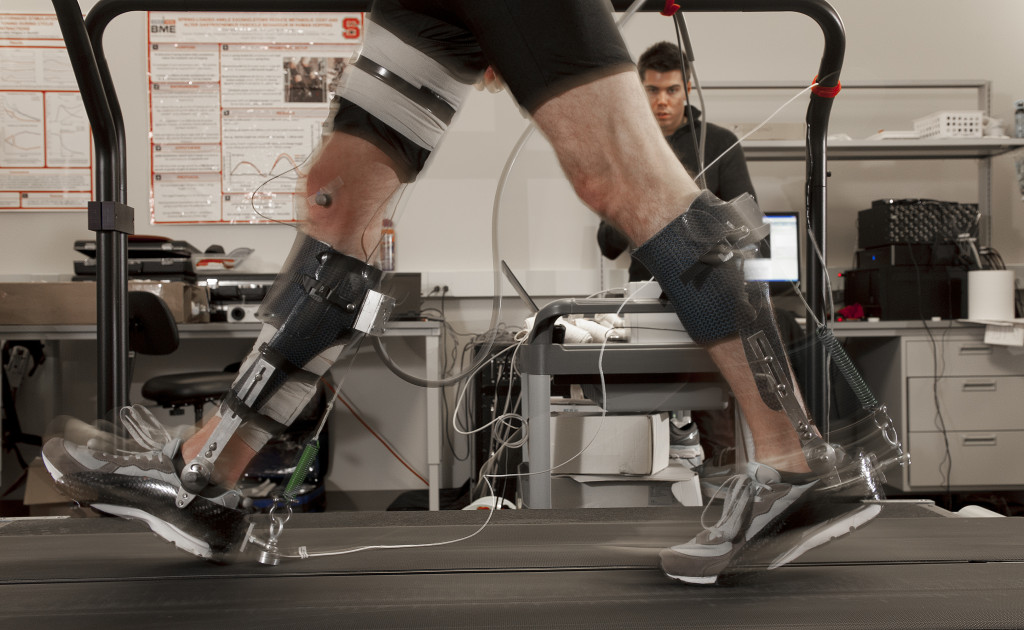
[
  {"xmin": 0, "ymin": 280, "xmax": 209, "ymax": 325},
  {"xmin": 550, "ymin": 462, "xmax": 702, "ymax": 508},
  {"xmin": 551, "ymin": 412, "xmax": 669, "ymax": 476}
]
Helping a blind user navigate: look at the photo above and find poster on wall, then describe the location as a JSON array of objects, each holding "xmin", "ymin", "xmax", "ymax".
[
  {"xmin": 0, "ymin": 13, "xmax": 92, "ymax": 212},
  {"xmin": 147, "ymin": 11, "xmax": 363, "ymax": 224}
]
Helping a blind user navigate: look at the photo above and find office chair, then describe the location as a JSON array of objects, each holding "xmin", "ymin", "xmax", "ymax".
[{"xmin": 127, "ymin": 290, "xmax": 237, "ymax": 424}]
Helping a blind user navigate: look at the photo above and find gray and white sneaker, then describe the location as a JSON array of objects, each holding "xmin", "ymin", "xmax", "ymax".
[
  {"xmin": 46, "ymin": 406, "xmax": 195, "ymax": 453},
  {"xmin": 42, "ymin": 437, "xmax": 248, "ymax": 560},
  {"xmin": 660, "ymin": 462, "xmax": 881, "ymax": 585},
  {"xmin": 669, "ymin": 421, "xmax": 705, "ymax": 470}
]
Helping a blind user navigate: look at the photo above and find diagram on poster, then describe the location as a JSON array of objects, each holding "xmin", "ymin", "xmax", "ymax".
[
  {"xmin": 0, "ymin": 13, "xmax": 91, "ymax": 211},
  {"xmin": 148, "ymin": 12, "xmax": 363, "ymax": 224}
]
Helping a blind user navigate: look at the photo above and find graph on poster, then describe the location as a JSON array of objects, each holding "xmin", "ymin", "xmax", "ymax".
[
  {"xmin": 147, "ymin": 12, "xmax": 363, "ymax": 224},
  {"xmin": 0, "ymin": 13, "xmax": 91, "ymax": 211}
]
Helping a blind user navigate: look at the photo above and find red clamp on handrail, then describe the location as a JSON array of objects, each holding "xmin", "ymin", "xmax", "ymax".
[
  {"xmin": 662, "ymin": 1, "xmax": 681, "ymax": 16},
  {"xmin": 811, "ymin": 75, "xmax": 841, "ymax": 98}
]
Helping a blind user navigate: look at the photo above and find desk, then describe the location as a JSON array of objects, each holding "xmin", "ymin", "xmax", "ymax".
[
  {"xmin": 518, "ymin": 310, "xmax": 1018, "ymax": 503},
  {"xmin": 0, "ymin": 320, "xmax": 447, "ymax": 510},
  {"xmin": 517, "ymin": 298, "xmax": 727, "ymax": 509}
]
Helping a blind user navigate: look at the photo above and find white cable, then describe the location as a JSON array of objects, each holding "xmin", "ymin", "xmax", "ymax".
[
  {"xmin": 479, "ymin": 276, "xmax": 655, "ymax": 483},
  {"xmin": 696, "ymin": 83, "xmax": 818, "ymax": 182},
  {"xmin": 281, "ymin": 475, "xmax": 502, "ymax": 559}
]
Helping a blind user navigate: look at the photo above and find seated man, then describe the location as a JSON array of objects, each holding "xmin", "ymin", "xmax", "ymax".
[
  {"xmin": 43, "ymin": 0, "xmax": 897, "ymax": 585},
  {"xmin": 598, "ymin": 41, "xmax": 755, "ymax": 281}
]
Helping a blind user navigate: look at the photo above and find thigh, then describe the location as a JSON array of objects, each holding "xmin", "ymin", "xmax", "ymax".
[{"xmin": 371, "ymin": 0, "xmax": 634, "ymax": 113}]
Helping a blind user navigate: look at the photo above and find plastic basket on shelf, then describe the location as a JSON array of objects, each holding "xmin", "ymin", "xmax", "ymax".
[{"xmin": 912, "ymin": 110, "xmax": 983, "ymax": 138}]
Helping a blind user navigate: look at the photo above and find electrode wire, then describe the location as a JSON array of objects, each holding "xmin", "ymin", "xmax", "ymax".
[
  {"xmin": 371, "ymin": 121, "xmax": 541, "ymax": 388},
  {"xmin": 271, "ymin": 475, "xmax": 502, "ymax": 560}
]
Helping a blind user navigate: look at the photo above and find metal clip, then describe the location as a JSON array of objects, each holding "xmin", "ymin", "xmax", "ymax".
[{"xmin": 353, "ymin": 289, "xmax": 395, "ymax": 337}]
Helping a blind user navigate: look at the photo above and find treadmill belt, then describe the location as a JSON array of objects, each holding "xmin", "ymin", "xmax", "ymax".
[{"xmin": 2, "ymin": 504, "xmax": 1023, "ymax": 629}]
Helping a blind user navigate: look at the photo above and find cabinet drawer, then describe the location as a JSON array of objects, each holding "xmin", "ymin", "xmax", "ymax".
[
  {"xmin": 906, "ymin": 339, "xmax": 1024, "ymax": 377},
  {"xmin": 909, "ymin": 431, "xmax": 1024, "ymax": 488},
  {"xmin": 907, "ymin": 376, "xmax": 1024, "ymax": 432}
]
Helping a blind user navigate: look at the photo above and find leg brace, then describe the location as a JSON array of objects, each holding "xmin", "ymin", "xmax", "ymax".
[
  {"xmin": 330, "ymin": 15, "xmax": 472, "ymax": 179},
  {"xmin": 632, "ymin": 192, "xmax": 839, "ymax": 476},
  {"xmin": 175, "ymin": 234, "xmax": 393, "ymax": 507}
]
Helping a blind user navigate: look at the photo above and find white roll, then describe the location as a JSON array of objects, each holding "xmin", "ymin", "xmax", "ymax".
[
  {"xmin": 558, "ymin": 318, "xmax": 593, "ymax": 344},
  {"xmin": 968, "ymin": 270, "xmax": 1016, "ymax": 321},
  {"xmin": 573, "ymin": 318, "xmax": 614, "ymax": 341}
]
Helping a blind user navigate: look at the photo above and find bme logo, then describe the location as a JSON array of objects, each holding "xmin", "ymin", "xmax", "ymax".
[{"xmin": 150, "ymin": 18, "xmax": 176, "ymax": 34}]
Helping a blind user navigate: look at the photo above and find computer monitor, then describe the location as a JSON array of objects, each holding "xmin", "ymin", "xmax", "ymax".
[{"xmin": 744, "ymin": 212, "xmax": 801, "ymax": 289}]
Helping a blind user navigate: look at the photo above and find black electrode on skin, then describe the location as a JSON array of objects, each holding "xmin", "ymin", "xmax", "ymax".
[{"xmin": 314, "ymin": 189, "xmax": 332, "ymax": 207}]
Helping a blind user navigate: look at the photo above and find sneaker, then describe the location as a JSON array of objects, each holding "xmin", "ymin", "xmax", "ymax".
[
  {"xmin": 45, "ymin": 415, "xmax": 122, "ymax": 452},
  {"xmin": 659, "ymin": 462, "xmax": 881, "ymax": 585},
  {"xmin": 41, "ymin": 437, "xmax": 249, "ymax": 560},
  {"xmin": 669, "ymin": 421, "xmax": 705, "ymax": 469},
  {"xmin": 45, "ymin": 406, "xmax": 196, "ymax": 453}
]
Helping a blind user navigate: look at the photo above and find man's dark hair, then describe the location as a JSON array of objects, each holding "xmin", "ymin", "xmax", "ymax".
[{"xmin": 637, "ymin": 41, "xmax": 689, "ymax": 83}]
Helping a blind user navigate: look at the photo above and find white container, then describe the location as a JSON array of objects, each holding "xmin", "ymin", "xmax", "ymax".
[
  {"xmin": 913, "ymin": 110, "xmax": 983, "ymax": 139},
  {"xmin": 967, "ymin": 269, "xmax": 1016, "ymax": 321}
]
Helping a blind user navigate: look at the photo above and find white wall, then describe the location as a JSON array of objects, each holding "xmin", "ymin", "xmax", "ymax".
[
  {"xmin": 3, "ymin": 0, "xmax": 1022, "ymax": 495},
  {"xmin": 2, "ymin": 1, "xmax": 1022, "ymax": 289}
]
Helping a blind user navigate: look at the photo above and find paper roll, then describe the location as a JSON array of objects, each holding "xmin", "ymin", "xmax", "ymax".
[{"xmin": 968, "ymin": 270, "xmax": 1016, "ymax": 321}]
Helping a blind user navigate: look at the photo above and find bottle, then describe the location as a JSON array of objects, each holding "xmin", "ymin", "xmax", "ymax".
[
  {"xmin": 379, "ymin": 218, "xmax": 395, "ymax": 271},
  {"xmin": 1016, "ymin": 100, "xmax": 1024, "ymax": 139}
]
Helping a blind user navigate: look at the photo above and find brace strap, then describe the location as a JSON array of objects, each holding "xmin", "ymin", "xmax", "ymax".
[
  {"xmin": 353, "ymin": 55, "xmax": 456, "ymax": 125},
  {"xmin": 226, "ymin": 342, "xmax": 318, "ymax": 437},
  {"xmin": 222, "ymin": 392, "xmax": 287, "ymax": 440},
  {"xmin": 300, "ymin": 273, "xmax": 360, "ymax": 313}
]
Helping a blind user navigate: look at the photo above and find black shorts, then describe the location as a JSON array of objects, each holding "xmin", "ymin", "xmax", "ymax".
[{"xmin": 370, "ymin": 0, "xmax": 634, "ymax": 114}]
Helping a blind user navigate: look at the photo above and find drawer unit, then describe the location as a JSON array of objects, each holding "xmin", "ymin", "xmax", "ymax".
[
  {"xmin": 907, "ymin": 375, "xmax": 1024, "ymax": 432},
  {"xmin": 846, "ymin": 329, "xmax": 1024, "ymax": 492},
  {"xmin": 909, "ymin": 430, "xmax": 1024, "ymax": 488},
  {"xmin": 906, "ymin": 338, "xmax": 1024, "ymax": 377}
]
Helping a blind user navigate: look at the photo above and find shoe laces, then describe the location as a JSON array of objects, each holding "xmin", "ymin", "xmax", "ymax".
[
  {"xmin": 700, "ymin": 465, "xmax": 772, "ymax": 537},
  {"xmin": 119, "ymin": 404, "xmax": 173, "ymax": 451}
]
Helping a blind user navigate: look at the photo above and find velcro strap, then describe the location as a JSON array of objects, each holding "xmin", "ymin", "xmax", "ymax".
[
  {"xmin": 223, "ymin": 391, "xmax": 289, "ymax": 437},
  {"xmin": 257, "ymin": 343, "xmax": 320, "ymax": 387},
  {"xmin": 300, "ymin": 274, "xmax": 360, "ymax": 314},
  {"xmin": 353, "ymin": 55, "xmax": 456, "ymax": 125}
]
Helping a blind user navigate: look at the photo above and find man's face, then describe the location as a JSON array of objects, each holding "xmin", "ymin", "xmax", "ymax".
[{"xmin": 642, "ymin": 69, "xmax": 688, "ymax": 136}]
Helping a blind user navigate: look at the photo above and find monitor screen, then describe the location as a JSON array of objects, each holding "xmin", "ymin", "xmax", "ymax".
[{"xmin": 744, "ymin": 212, "xmax": 800, "ymax": 285}]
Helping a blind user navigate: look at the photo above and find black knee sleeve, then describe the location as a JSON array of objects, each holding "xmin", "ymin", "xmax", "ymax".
[
  {"xmin": 632, "ymin": 192, "xmax": 791, "ymax": 411},
  {"xmin": 632, "ymin": 191, "xmax": 769, "ymax": 345}
]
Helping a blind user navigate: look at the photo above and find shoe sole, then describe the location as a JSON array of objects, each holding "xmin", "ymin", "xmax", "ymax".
[
  {"xmin": 93, "ymin": 503, "xmax": 215, "ymax": 559},
  {"xmin": 767, "ymin": 502, "xmax": 881, "ymax": 570},
  {"xmin": 663, "ymin": 571, "xmax": 719, "ymax": 586},
  {"xmin": 42, "ymin": 451, "xmax": 248, "ymax": 561},
  {"xmin": 662, "ymin": 474, "xmax": 884, "ymax": 586},
  {"xmin": 720, "ymin": 495, "xmax": 882, "ymax": 582}
]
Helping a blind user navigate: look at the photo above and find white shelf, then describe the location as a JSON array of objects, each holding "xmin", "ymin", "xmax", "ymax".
[{"xmin": 743, "ymin": 137, "xmax": 1024, "ymax": 161}]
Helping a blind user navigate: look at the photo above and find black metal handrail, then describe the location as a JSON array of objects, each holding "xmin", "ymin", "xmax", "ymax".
[{"xmin": 52, "ymin": 0, "xmax": 844, "ymax": 423}]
